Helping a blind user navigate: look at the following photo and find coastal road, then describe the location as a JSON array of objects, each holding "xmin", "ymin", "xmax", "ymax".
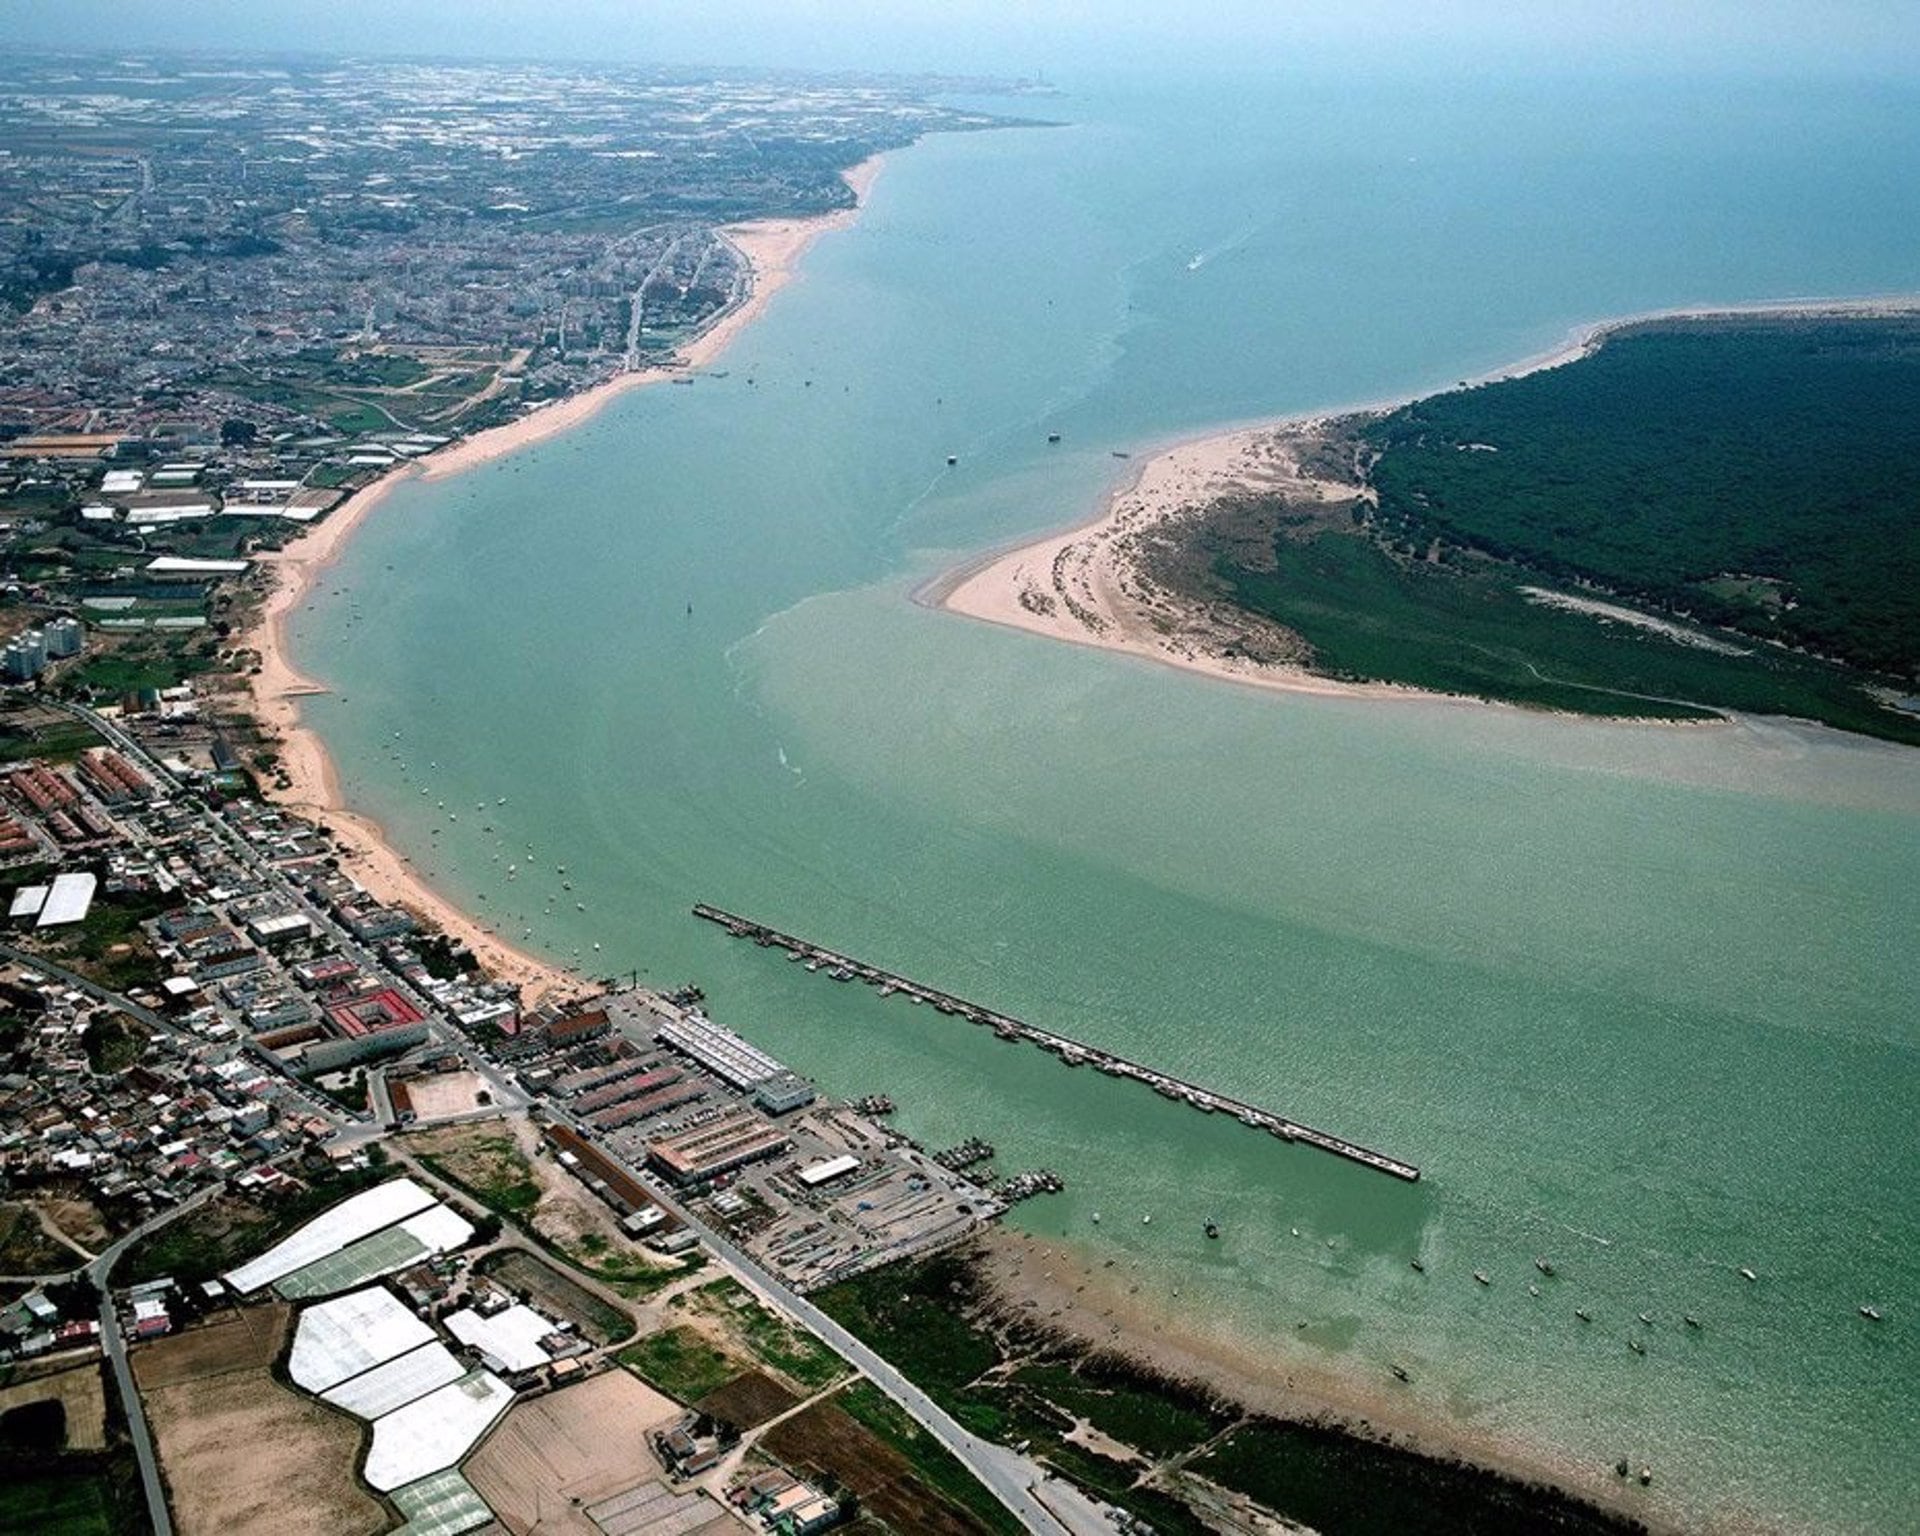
[
  {"xmin": 48, "ymin": 699, "xmax": 531, "ymax": 1119},
  {"xmin": 542, "ymin": 1104, "xmax": 1107, "ymax": 1536}
]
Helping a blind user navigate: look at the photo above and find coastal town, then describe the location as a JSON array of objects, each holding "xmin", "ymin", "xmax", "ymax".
[
  {"xmin": 7, "ymin": 26, "xmax": 1886, "ymax": 1536},
  {"xmin": 0, "ymin": 47, "xmax": 1123, "ymax": 1536},
  {"xmin": 0, "ymin": 689, "xmax": 1092, "ymax": 1534}
]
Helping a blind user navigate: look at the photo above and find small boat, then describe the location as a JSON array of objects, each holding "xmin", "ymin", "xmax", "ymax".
[
  {"xmin": 1528, "ymin": 1284, "xmax": 1540, "ymax": 1297},
  {"xmin": 1860, "ymin": 1305, "xmax": 1883, "ymax": 1321},
  {"xmin": 1575, "ymin": 1309, "xmax": 1592, "ymax": 1322},
  {"xmin": 1390, "ymin": 1365, "xmax": 1410, "ymax": 1383},
  {"xmin": 946, "ymin": 454, "xmax": 958, "ymax": 466},
  {"xmin": 1739, "ymin": 1266, "xmax": 1758, "ymax": 1282},
  {"xmin": 1684, "ymin": 1315, "xmax": 1702, "ymax": 1329},
  {"xmin": 1047, "ymin": 432, "xmax": 1061, "ymax": 443},
  {"xmin": 1534, "ymin": 1257, "xmax": 1556, "ymax": 1277},
  {"xmin": 1204, "ymin": 1220, "xmax": 1221, "ymax": 1240},
  {"xmin": 1111, "ymin": 450, "xmax": 1131, "ymax": 459},
  {"xmin": 1141, "ymin": 1213, "xmax": 1152, "ymax": 1225},
  {"xmin": 1638, "ymin": 1312, "xmax": 1654, "ymax": 1326},
  {"xmin": 1639, "ymin": 1467, "xmax": 1653, "ymax": 1486},
  {"xmin": 1473, "ymin": 1270, "xmax": 1491, "ymax": 1287},
  {"xmin": 1410, "ymin": 1258, "xmax": 1425, "ymax": 1273},
  {"xmin": 1628, "ymin": 1339, "xmax": 1646, "ymax": 1355},
  {"xmin": 1091, "ymin": 1211, "xmax": 1101, "ymax": 1223}
]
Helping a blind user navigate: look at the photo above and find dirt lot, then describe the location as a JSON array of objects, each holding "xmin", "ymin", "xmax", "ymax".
[
  {"xmin": 0, "ymin": 1358, "xmax": 107, "ymax": 1450},
  {"xmin": 694, "ymin": 1369, "xmax": 798, "ymax": 1431},
  {"xmin": 0, "ymin": 1200, "xmax": 78, "ymax": 1271},
  {"xmin": 464, "ymin": 1370, "xmax": 683, "ymax": 1535},
  {"xmin": 134, "ymin": 1303, "xmax": 385, "ymax": 1536},
  {"xmin": 763, "ymin": 1400, "xmax": 993, "ymax": 1536},
  {"xmin": 406, "ymin": 1119, "xmax": 681, "ymax": 1297},
  {"xmin": 40, "ymin": 1196, "xmax": 111, "ymax": 1252},
  {"xmin": 401, "ymin": 1070, "xmax": 490, "ymax": 1120}
]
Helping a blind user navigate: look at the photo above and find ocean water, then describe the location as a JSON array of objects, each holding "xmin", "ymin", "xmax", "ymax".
[{"xmin": 291, "ymin": 68, "xmax": 1920, "ymax": 1532}]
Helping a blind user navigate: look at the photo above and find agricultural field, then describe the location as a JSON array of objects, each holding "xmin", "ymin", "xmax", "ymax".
[
  {"xmin": 762, "ymin": 1386, "xmax": 1019, "ymax": 1536},
  {"xmin": 0, "ymin": 1358, "xmax": 108, "ymax": 1450},
  {"xmin": 618, "ymin": 1324, "xmax": 744, "ymax": 1403},
  {"xmin": 693, "ymin": 1368, "xmax": 799, "ymax": 1431},
  {"xmin": 463, "ymin": 1370, "xmax": 685, "ymax": 1536},
  {"xmin": 133, "ymin": 1303, "xmax": 384, "ymax": 1536},
  {"xmin": 479, "ymin": 1247, "xmax": 634, "ymax": 1347}
]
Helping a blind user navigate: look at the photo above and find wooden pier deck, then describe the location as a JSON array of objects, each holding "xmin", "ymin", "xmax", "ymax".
[{"xmin": 693, "ymin": 903, "xmax": 1420, "ymax": 1183}]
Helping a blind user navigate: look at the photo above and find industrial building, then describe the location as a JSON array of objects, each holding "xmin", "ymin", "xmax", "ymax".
[{"xmin": 645, "ymin": 1107, "xmax": 790, "ymax": 1187}]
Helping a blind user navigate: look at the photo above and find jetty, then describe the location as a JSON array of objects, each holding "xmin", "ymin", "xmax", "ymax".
[{"xmin": 693, "ymin": 903, "xmax": 1421, "ymax": 1182}]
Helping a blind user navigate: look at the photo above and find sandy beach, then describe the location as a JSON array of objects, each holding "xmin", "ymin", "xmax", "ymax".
[
  {"xmin": 238, "ymin": 156, "xmax": 886, "ymax": 1003},
  {"xmin": 929, "ymin": 296, "xmax": 1920, "ymax": 707}
]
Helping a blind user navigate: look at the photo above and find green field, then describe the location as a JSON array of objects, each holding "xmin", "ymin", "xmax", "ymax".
[
  {"xmin": 618, "ymin": 1324, "xmax": 743, "ymax": 1402},
  {"xmin": 1210, "ymin": 525, "xmax": 1920, "ymax": 741},
  {"xmin": 0, "ymin": 1468, "xmax": 114, "ymax": 1536}
]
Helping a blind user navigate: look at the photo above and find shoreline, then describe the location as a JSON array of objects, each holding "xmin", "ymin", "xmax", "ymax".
[
  {"xmin": 237, "ymin": 155, "xmax": 887, "ymax": 1004},
  {"xmin": 927, "ymin": 294, "xmax": 1920, "ymax": 712},
  {"xmin": 974, "ymin": 1227, "xmax": 1715, "ymax": 1535}
]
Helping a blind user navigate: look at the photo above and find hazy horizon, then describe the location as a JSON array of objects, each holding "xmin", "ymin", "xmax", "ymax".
[{"xmin": 5, "ymin": 0, "xmax": 1919, "ymax": 80}]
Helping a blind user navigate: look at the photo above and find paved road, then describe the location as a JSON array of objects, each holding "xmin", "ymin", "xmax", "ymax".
[
  {"xmin": 86, "ymin": 1184, "xmax": 223, "ymax": 1536},
  {"xmin": 542, "ymin": 1106, "xmax": 1108, "ymax": 1536}
]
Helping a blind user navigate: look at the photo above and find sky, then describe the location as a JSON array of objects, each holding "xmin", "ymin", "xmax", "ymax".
[{"xmin": 3, "ymin": 0, "xmax": 1918, "ymax": 79}]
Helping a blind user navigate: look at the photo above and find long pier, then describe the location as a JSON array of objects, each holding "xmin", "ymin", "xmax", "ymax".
[{"xmin": 693, "ymin": 903, "xmax": 1420, "ymax": 1183}]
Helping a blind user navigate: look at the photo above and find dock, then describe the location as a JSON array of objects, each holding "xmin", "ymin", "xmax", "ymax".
[{"xmin": 692, "ymin": 903, "xmax": 1421, "ymax": 1183}]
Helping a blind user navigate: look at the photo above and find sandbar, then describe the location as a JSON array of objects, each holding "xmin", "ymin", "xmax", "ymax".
[{"xmin": 928, "ymin": 296, "xmax": 1920, "ymax": 710}]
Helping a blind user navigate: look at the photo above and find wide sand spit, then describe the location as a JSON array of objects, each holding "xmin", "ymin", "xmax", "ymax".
[{"xmin": 925, "ymin": 295, "xmax": 1920, "ymax": 711}]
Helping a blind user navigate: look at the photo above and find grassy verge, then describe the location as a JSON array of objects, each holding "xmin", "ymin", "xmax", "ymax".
[
  {"xmin": 834, "ymin": 1380, "xmax": 1028, "ymax": 1536},
  {"xmin": 683, "ymin": 1277, "xmax": 848, "ymax": 1390}
]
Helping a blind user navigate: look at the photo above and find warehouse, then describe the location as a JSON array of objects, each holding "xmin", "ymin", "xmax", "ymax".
[{"xmin": 645, "ymin": 1107, "xmax": 789, "ymax": 1186}]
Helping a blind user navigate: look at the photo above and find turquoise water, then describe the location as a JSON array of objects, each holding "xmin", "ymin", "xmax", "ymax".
[{"xmin": 292, "ymin": 70, "xmax": 1920, "ymax": 1532}]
